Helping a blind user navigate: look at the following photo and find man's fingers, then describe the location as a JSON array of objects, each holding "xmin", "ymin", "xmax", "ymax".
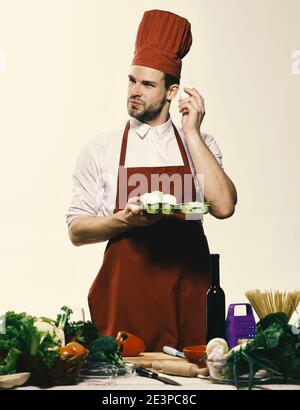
[
  {"xmin": 128, "ymin": 196, "xmax": 141, "ymax": 204},
  {"xmin": 178, "ymin": 97, "xmax": 200, "ymax": 111},
  {"xmin": 145, "ymin": 213, "xmax": 163, "ymax": 224},
  {"xmin": 184, "ymin": 87, "xmax": 203, "ymax": 100},
  {"xmin": 179, "ymin": 96, "xmax": 204, "ymax": 114},
  {"xmin": 179, "ymin": 94, "xmax": 201, "ymax": 109},
  {"xmin": 179, "ymin": 100, "xmax": 196, "ymax": 113},
  {"xmin": 128, "ymin": 196, "xmax": 144, "ymax": 212},
  {"xmin": 139, "ymin": 214, "xmax": 150, "ymax": 223},
  {"xmin": 127, "ymin": 203, "xmax": 143, "ymax": 215},
  {"xmin": 183, "ymin": 87, "xmax": 205, "ymax": 110},
  {"xmin": 189, "ymin": 98, "xmax": 202, "ymax": 112}
]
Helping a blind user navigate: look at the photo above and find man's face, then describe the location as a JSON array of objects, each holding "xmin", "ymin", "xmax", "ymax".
[{"xmin": 127, "ymin": 65, "xmax": 167, "ymax": 122}]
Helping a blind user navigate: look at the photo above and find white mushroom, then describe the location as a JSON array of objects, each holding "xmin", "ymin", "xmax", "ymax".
[{"xmin": 206, "ymin": 338, "xmax": 229, "ymax": 356}]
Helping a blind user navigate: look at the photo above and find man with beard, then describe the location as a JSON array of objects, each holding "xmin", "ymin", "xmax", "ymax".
[{"xmin": 66, "ymin": 10, "xmax": 237, "ymax": 351}]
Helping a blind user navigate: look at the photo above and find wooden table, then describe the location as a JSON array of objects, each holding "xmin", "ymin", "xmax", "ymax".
[
  {"xmin": 17, "ymin": 353, "xmax": 300, "ymax": 390},
  {"xmin": 123, "ymin": 352, "xmax": 183, "ymax": 367}
]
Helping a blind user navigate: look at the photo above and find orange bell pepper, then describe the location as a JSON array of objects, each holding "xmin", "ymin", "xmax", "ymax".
[
  {"xmin": 59, "ymin": 342, "xmax": 87, "ymax": 358},
  {"xmin": 116, "ymin": 331, "xmax": 145, "ymax": 357}
]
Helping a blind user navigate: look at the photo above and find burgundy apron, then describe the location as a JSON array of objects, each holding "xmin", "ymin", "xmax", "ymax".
[{"xmin": 88, "ymin": 121, "xmax": 210, "ymax": 351}]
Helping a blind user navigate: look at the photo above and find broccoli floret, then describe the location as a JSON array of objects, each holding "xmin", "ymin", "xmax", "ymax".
[
  {"xmin": 87, "ymin": 336, "xmax": 125, "ymax": 368},
  {"xmin": 89, "ymin": 336, "xmax": 118, "ymax": 355},
  {"xmin": 77, "ymin": 322, "xmax": 99, "ymax": 348},
  {"xmin": 88, "ymin": 351, "xmax": 109, "ymax": 363}
]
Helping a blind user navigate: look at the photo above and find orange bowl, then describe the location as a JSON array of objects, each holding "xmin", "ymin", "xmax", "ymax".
[{"xmin": 183, "ymin": 345, "xmax": 207, "ymax": 368}]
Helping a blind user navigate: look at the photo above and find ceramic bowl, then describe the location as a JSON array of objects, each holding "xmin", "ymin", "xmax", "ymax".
[
  {"xmin": 183, "ymin": 345, "xmax": 207, "ymax": 368},
  {"xmin": 0, "ymin": 372, "xmax": 31, "ymax": 389}
]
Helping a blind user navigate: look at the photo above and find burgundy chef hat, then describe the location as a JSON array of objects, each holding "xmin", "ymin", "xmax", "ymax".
[{"xmin": 131, "ymin": 9, "xmax": 192, "ymax": 80}]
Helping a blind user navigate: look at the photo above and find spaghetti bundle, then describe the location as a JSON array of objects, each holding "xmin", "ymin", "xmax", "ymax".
[{"xmin": 245, "ymin": 289, "xmax": 300, "ymax": 321}]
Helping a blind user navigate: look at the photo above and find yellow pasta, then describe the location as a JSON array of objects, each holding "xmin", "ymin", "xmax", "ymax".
[{"xmin": 245, "ymin": 289, "xmax": 300, "ymax": 321}]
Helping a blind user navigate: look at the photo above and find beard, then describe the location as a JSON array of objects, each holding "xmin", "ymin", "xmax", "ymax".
[{"xmin": 127, "ymin": 93, "xmax": 167, "ymax": 122}]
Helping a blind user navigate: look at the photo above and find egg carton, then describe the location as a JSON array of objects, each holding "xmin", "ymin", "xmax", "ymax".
[
  {"xmin": 143, "ymin": 201, "xmax": 210, "ymax": 215},
  {"xmin": 140, "ymin": 192, "xmax": 210, "ymax": 215}
]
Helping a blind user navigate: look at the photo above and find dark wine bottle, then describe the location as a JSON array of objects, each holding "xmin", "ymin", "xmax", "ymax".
[{"xmin": 206, "ymin": 254, "xmax": 225, "ymax": 343}]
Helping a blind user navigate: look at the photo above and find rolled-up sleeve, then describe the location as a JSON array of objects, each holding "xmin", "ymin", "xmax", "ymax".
[
  {"xmin": 65, "ymin": 139, "xmax": 103, "ymax": 227},
  {"xmin": 202, "ymin": 132, "xmax": 223, "ymax": 168}
]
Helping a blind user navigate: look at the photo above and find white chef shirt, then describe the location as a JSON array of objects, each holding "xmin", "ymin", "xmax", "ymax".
[{"xmin": 65, "ymin": 116, "xmax": 223, "ymax": 226}]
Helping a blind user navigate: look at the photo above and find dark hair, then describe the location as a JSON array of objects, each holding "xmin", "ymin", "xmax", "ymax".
[{"xmin": 164, "ymin": 73, "xmax": 180, "ymax": 90}]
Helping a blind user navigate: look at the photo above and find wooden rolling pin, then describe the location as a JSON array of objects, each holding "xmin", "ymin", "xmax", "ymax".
[{"xmin": 152, "ymin": 360, "xmax": 209, "ymax": 378}]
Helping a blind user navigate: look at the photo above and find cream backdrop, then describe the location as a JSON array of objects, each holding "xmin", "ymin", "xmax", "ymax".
[{"xmin": 0, "ymin": 0, "xmax": 299, "ymax": 323}]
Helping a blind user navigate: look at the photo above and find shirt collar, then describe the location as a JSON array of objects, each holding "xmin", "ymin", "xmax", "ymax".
[{"xmin": 130, "ymin": 116, "xmax": 173, "ymax": 139}]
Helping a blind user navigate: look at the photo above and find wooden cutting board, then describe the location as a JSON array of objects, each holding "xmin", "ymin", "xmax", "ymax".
[{"xmin": 123, "ymin": 352, "xmax": 186, "ymax": 368}]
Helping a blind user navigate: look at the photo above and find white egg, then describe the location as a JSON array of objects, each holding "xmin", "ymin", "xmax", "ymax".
[
  {"xmin": 162, "ymin": 194, "xmax": 176, "ymax": 205},
  {"xmin": 140, "ymin": 193, "xmax": 150, "ymax": 205},
  {"xmin": 148, "ymin": 191, "xmax": 163, "ymax": 204}
]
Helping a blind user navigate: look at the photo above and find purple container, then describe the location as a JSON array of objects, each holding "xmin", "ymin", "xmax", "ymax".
[{"xmin": 225, "ymin": 303, "xmax": 256, "ymax": 349}]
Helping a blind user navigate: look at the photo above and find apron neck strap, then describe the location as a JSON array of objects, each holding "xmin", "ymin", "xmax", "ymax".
[
  {"xmin": 118, "ymin": 120, "xmax": 130, "ymax": 167},
  {"xmin": 171, "ymin": 122, "xmax": 191, "ymax": 170}
]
